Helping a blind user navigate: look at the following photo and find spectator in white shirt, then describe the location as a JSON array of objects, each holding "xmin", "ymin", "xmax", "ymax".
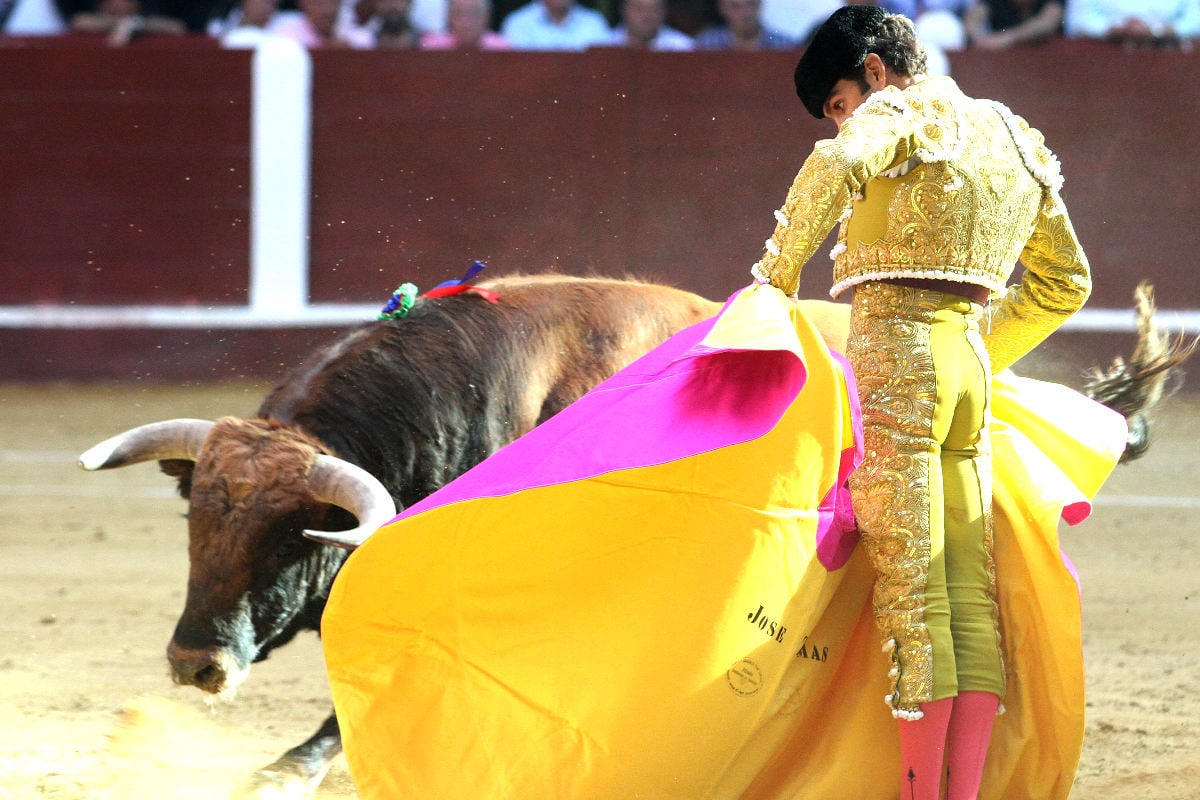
[
  {"xmin": 1, "ymin": 0, "xmax": 68, "ymax": 34},
  {"xmin": 500, "ymin": 0, "xmax": 610, "ymax": 49}
]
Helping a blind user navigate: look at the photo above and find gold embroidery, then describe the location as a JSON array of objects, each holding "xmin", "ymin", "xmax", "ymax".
[
  {"xmin": 754, "ymin": 76, "xmax": 1090, "ymax": 371},
  {"xmin": 833, "ymin": 91, "xmax": 1044, "ymax": 296},
  {"xmin": 754, "ymin": 145, "xmax": 856, "ymax": 297},
  {"xmin": 847, "ymin": 283, "xmax": 1007, "ymax": 716},
  {"xmin": 847, "ymin": 284, "xmax": 940, "ymax": 716},
  {"xmin": 983, "ymin": 203, "xmax": 1091, "ymax": 372}
]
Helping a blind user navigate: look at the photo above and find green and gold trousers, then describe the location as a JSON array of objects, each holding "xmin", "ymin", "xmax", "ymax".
[{"xmin": 847, "ymin": 281, "xmax": 1005, "ymax": 720}]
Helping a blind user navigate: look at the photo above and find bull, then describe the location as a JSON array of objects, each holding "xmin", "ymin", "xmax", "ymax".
[
  {"xmin": 79, "ymin": 274, "xmax": 720, "ymax": 797},
  {"xmin": 79, "ymin": 274, "xmax": 1191, "ymax": 799}
]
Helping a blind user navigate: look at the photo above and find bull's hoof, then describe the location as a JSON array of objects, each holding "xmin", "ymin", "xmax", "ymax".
[{"xmin": 232, "ymin": 768, "xmax": 321, "ymax": 800}]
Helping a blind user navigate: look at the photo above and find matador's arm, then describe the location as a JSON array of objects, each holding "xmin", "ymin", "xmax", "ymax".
[
  {"xmin": 751, "ymin": 97, "xmax": 912, "ymax": 297},
  {"xmin": 983, "ymin": 192, "xmax": 1092, "ymax": 373}
]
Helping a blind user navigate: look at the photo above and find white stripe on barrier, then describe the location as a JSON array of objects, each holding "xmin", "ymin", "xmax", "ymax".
[
  {"xmin": 2, "ymin": 304, "xmax": 1199, "ymax": 332},
  {"xmin": 0, "ymin": 302, "xmax": 380, "ymax": 328}
]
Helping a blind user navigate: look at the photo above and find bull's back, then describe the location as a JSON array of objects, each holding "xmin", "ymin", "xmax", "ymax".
[
  {"xmin": 478, "ymin": 275, "xmax": 720, "ymax": 421},
  {"xmin": 255, "ymin": 275, "xmax": 718, "ymax": 505}
]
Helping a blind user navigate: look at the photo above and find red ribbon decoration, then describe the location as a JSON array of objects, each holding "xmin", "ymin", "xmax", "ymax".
[
  {"xmin": 420, "ymin": 260, "xmax": 502, "ymax": 304},
  {"xmin": 420, "ymin": 283, "xmax": 502, "ymax": 303}
]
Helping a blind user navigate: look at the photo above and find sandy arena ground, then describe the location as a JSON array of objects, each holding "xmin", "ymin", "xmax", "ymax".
[{"xmin": 1, "ymin": 378, "xmax": 1198, "ymax": 799}]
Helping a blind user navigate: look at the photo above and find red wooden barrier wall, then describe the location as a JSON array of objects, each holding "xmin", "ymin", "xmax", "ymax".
[{"xmin": 1, "ymin": 37, "xmax": 1195, "ymax": 382}]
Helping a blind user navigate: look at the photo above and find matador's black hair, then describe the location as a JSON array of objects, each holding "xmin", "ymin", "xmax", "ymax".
[{"xmin": 793, "ymin": 5, "xmax": 891, "ymax": 119}]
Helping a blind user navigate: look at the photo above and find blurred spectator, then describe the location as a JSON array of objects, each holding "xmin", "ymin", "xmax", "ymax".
[
  {"xmin": 1065, "ymin": 0, "xmax": 1199, "ymax": 46},
  {"xmin": 963, "ymin": 0, "xmax": 1062, "ymax": 48},
  {"xmin": 1, "ymin": 0, "xmax": 70, "ymax": 33},
  {"xmin": 408, "ymin": 0, "xmax": 445, "ymax": 32},
  {"xmin": 606, "ymin": 0, "xmax": 692, "ymax": 46},
  {"xmin": 70, "ymin": 0, "xmax": 186, "ymax": 44},
  {"xmin": 759, "ymin": 0, "xmax": 839, "ymax": 43},
  {"xmin": 273, "ymin": 0, "xmax": 374, "ymax": 46},
  {"xmin": 336, "ymin": 0, "xmax": 436, "ymax": 33},
  {"xmin": 210, "ymin": 0, "xmax": 291, "ymax": 45},
  {"xmin": 664, "ymin": 0, "xmax": 714, "ymax": 34},
  {"xmin": 421, "ymin": 0, "xmax": 510, "ymax": 46},
  {"xmin": 499, "ymin": 0, "xmax": 610, "ymax": 49},
  {"xmin": 363, "ymin": 0, "xmax": 419, "ymax": 46},
  {"xmin": 694, "ymin": 0, "xmax": 798, "ymax": 49},
  {"xmin": 158, "ymin": 0, "xmax": 221, "ymax": 31}
]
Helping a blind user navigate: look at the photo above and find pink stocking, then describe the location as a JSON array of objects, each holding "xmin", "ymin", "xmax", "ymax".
[
  {"xmin": 945, "ymin": 691, "xmax": 1000, "ymax": 800},
  {"xmin": 897, "ymin": 697, "xmax": 953, "ymax": 800}
]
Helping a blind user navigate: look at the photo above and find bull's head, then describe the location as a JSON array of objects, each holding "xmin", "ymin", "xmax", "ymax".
[{"xmin": 79, "ymin": 417, "xmax": 396, "ymax": 697}]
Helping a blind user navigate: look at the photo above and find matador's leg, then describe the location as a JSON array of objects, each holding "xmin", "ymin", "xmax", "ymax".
[{"xmin": 847, "ymin": 283, "xmax": 956, "ymax": 720}]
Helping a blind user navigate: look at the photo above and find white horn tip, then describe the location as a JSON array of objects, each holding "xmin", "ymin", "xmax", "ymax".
[
  {"xmin": 78, "ymin": 441, "xmax": 117, "ymax": 471},
  {"xmin": 302, "ymin": 507, "xmax": 396, "ymax": 550}
]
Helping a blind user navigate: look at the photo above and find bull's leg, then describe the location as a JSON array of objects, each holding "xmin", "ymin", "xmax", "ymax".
[{"xmin": 233, "ymin": 712, "xmax": 342, "ymax": 800}]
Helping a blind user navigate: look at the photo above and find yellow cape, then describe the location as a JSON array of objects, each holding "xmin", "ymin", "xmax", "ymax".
[{"xmin": 323, "ymin": 285, "xmax": 1127, "ymax": 799}]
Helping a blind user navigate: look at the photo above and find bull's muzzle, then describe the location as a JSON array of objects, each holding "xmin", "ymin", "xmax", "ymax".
[{"xmin": 166, "ymin": 640, "xmax": 249, "ymax": 697}]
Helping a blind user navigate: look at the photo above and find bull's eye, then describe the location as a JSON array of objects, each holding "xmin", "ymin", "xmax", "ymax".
[
  {"xmin": 273, "ymin": 536, "xmax": 306, "ymax": 563},
  {"xmin": 265, "ymin": 512, "xmax": 312, "ymax": 565}
]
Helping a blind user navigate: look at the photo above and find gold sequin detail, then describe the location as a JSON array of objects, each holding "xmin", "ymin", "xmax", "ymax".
[
  {"xmin": 847, "ymin": 284, "xmax": 942, "ymax": 714},
  {"xmin": 833, "ymin": 90, "xmax": 1044, "ymax": 295},
  {"xmin": 982, "ymin": 202, "xmax": 1091, "ymax": 372},
  {"xmin": 756, "ymin": 144, "xmax": 858, "ymax": 297}
]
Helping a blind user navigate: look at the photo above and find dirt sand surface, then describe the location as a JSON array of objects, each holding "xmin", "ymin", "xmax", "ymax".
[{"xmin": 2, "ymin": 380, "xmax": 1198, "ymax": 799}]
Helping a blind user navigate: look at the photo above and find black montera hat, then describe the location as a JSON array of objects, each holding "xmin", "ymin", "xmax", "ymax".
[{"xmin": 794, "ymin": 5, "xmax": 891, "ymax": 119}]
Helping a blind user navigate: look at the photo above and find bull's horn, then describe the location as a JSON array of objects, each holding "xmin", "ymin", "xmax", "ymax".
[
  {"xmin": 302, "ymin": 454, "xmax": 397, "ymax": 550},
  {"xmin": 79, "ymin": 419, "xmax": 215, "ymax": 471}
]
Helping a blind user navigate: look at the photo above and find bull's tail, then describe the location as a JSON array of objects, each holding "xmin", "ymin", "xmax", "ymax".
[{"xmin": 1082, "ymin": 282, "xmax": 1198, "ymax": 462}]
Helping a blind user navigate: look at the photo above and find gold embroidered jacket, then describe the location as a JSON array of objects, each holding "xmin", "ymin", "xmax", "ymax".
[{"xmin": 751, "ymin": 76, "xmax": 1091, "ymax": 372}]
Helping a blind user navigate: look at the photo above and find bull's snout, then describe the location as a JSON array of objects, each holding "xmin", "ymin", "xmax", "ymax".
[{"xmin": 166, "ymin": 640, "xmax": 249, "ymax": 697}]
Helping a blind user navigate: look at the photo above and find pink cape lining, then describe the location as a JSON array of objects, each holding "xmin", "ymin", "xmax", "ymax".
[{"xmin": 390, "ymin": 287, "xmax": 863, "ymax": 569}]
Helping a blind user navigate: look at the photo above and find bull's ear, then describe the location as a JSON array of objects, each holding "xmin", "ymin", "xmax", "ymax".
[{"xmin": 159, "ymin": 459, "xmax": 195, "ymax": 500}]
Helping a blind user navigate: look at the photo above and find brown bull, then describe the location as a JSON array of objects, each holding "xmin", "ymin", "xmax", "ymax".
[
  {"xmin": 79, "ymin": 275, "xmax": 1190, "ymax": 799},
  {"xmin": 79, "ymin": 274, "xmax": 722, "ymax": 797}
]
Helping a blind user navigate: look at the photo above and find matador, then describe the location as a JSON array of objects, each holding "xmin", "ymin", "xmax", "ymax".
[{"xmin": 751, "ymin": 6, "xmax": 1091, "ymax": 799}]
